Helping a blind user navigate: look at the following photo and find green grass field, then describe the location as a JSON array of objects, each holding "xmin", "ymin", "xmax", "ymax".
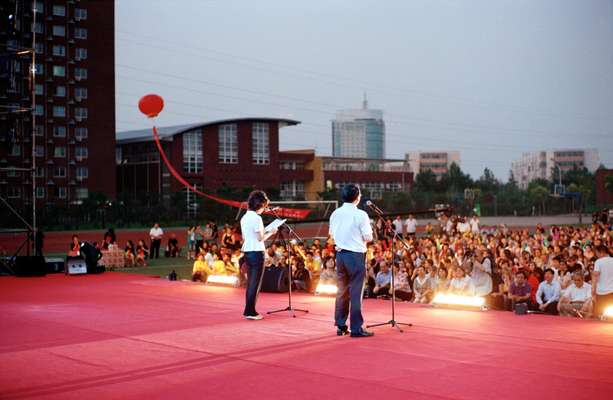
[{"xmin": 117, "ymin": 255, "xmax": 194, "ymax": 280}]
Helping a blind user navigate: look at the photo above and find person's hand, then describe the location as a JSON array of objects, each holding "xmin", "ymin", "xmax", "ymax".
[{"xmin": 539, "ymin": 304, "xmax": 546, "ymax": 311}]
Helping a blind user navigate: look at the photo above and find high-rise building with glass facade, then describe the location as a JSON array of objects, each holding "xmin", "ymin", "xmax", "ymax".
[{"xmin": 332, "ymin": 95, "xmax": 385, "ymax": 159}]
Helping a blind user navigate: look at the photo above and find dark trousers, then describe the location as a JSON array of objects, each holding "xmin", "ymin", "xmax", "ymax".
[
  {"xmin": 151, "ymin": 239, "xmax": 161, "ymax": 258},
  {"xmin": 395, "ymin": 289, "xmax": 412, "ymax": 301},
  {"xmin": 541, "ymin": 301, "xmax": 559, "ymax": 315},
  {"xmin": 335, "ymin": 250, "xmax": 366, "ymax": 332},
  {"xmin": 243, "ymin": 251, "xmax": 265, "ymax": 316}
]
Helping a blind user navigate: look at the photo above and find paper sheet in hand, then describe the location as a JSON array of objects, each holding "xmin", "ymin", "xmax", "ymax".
[{"xmin": 265, "ymin": 218, "xmax": 286, "ymax": 233}]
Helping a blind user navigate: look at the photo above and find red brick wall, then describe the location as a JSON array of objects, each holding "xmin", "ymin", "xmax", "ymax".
[{"xmin": 595, "ymin": 169, "xmax": 613, "ymax": 205}]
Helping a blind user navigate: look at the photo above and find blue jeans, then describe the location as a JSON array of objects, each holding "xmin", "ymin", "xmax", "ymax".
[
  {"xmin": 243, "ymin": 251, "xmax": 264, "ymax": 316},
  {"xmin": 335, "ymin": 250, "xmax": 366, "ymax": 332}
]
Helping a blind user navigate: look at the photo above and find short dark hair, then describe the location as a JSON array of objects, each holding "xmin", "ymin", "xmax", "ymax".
[
  {"xmin": 516, "ymin": 271, "xmax": 527, "ymax": 278},
  {"xmin": 247, "ymin": 190, "xmax": 268, "ymax": 211},
  {"xmin": 595, "ymin": 245, "xmax": 609, "ymax": 256},
  {"xmin": 544, "ymin": 268, "xmax": 554, "ymax": 276},
  {"xmin": 341, "ymin": 184, "xmax": 360, "ymax": 203}
]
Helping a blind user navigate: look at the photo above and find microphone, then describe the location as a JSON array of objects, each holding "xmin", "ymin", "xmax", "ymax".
[{"xmin": 365, "ymin": 200, "xmax": 384, "ymax": 214}]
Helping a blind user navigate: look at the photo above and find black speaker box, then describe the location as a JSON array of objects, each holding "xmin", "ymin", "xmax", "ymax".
[
  {"xmin": 46, "ymin": 259, "xmax": 65, "ymax": 273},
  {"xmin": 260, "ymin": 266, "xmax": 289, "ymax": 293},
  {"xmin": 15, "ymin": 256, "xmax": 47, "ymax": 277}
]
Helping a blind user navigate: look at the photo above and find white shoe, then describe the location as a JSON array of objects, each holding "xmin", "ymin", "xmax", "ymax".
[{"xmin": 245, "ymin": 314, "xmax": 263, "ymax": 320}]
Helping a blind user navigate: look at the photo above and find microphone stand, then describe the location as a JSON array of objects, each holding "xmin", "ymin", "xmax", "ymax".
[
  {"xmin": 366, "ymin": 201, "xmax": 412, "ymax": 333},
  {"xmin": 267, "ymin": 209, "xmax": 309, "ymax": 318}
]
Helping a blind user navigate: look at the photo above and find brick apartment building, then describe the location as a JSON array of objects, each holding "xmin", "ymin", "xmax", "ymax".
[{"xmin": 0, "ymin": 0, "xmax": 115, "ymax": 208}]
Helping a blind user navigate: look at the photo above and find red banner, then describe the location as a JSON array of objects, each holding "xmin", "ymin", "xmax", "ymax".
[{"xmin": 152, "ymin": 126, "xmax": 310, "ymax": 219}]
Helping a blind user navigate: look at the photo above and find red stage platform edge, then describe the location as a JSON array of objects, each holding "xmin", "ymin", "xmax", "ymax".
[{"xmin": 1, "ymin": 273, "xmax": 612, "ymax": 400}]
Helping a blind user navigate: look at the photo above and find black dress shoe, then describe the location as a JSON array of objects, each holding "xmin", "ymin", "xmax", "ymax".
[
  {"xmin": 336, "ymin": 326, "xmax": 349, "ymax": 336},
  {"xmin": 350, "ymin": 328, "xmax": 374, "ymax": 338}
]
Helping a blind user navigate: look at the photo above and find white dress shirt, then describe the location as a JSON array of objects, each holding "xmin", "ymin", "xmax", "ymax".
[
  {"xmin": 329, "ymin": 203, "xmax": 373, "ymax": 253},
  {"xmin": 240, "ymin": 210, "xmax": 265, "ymax": 252},
  {"xmin": 594, "ymin": 256, "xmax": 613, "ymax": 295},
  {"xmin": 564, "ymin": 283, "xmax": 592, "ymax": 303},
  {"xmin": 535, "ymin": 280, "xmax": 561, "ymax": 305},
  {"xmin": 149, "ymin": 227, "xmax": 164, "ymax": 240},
  {"xmin": 405, "ymin": 218, "xmax": 417, "ymax": 234}
]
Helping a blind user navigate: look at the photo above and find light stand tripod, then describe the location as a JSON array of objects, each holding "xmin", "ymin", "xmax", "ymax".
[
  {"xmin": 267, "ymin": 211, "xmax": 309, "ymax": 318},
  {"xmin": 366, "ymin": 201, "xmax": 412, "ymax": 333}
]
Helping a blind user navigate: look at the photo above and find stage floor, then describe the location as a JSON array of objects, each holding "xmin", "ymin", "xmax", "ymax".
[{"xmin": 1, "ymin": 273, "xmax": 612, "ymax": 400}]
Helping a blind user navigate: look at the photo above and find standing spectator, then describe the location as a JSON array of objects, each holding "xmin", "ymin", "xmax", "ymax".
[
  {"xmin": 405, "ymin": 214, "xmax": 418, "ymax": 238},
  {"xmin": 592, "ymin": 245, "xmax": 613, "ymax": 319},
  {"xmin": 535, "ymin": 268, "xmax": 561, "ymax": 315},
  {"xmin": 470, "ymin": 215, "xmax": 480, "ymax": 235},
  {"xmin": 149, "ymin": 223, "xmax": 164, "ymax": 259},
  {"xmin": 559, "ymin": 272, "xmax": 593, "ymax": 318},
  {"xmin": 187, "ymin": 226, "xmax": 196, "ymax": 260},
  {"xmin": 506, "ymin": 271, "xmax": 532, "ymax": 311},
  {"xmin": 392, "ymin": 216, "xmax": 404, "ymax": 237},
  {"xmin": 194, "ymin": 225, "xmax": 204, "ymax": 254}
]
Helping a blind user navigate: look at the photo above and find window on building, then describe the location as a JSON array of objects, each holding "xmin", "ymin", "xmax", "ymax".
[
  {"xmin": 34, "ymin": 1, "xmax": 44, "ymax": 13},
  {"xmin": 75, "ymin": 146, "xmax": 88, "ymax": 160},
  {"xmin": 218, "ymin": 124, "xmax": 238, "ymax": 164},
  {"xmin": 35, "ymin": 126, "xmax": 44, "ymax": 136},
  {"xmin": 54, "ymin": 146, "xmax": 66, "ymax": 158},
  {"xmin": 74, "ymin": 68, "xmax": 87, "ymax": 80},
  {"xmin": 36, "ymin": 186, "xmax": 45, "ymax": 199},
  {"xmin": 35, "ymin": 145, "xmax": 45, "ymax": 157},
  {"xmin": 52, "ymin": 65, "xmax": 65, "ymax": 77},
  {"xmin": 35, "ymin": 104, "xmax": 44, "ymax": 116},
  {"xmin": 53, "ymin": 126, "xmax": 66, "ymax": 137},
  {"xmin": 74, "ymin": 107, "xmax": 87, "ymax": 120},
  {"xmin": 74, "ymin": 8, "xmax": 88, "ymax": 20},
  {"xmin": 52, "ymin": 105, "xmax": 65, "ymax": 117},
  {"xmin": 55, "ymin": 85, "xmax": 66, "ymax": 97},
  {"xmin": 52, "ymin": 25, "xmax": 65, "ymax": 37},
  {"xmin": 252, "ymin": 122, "xmax": 269, "ymax": 165},
  {"xmin": 6, "ymin": 168, "xmax": 19, "ymax": 178},
  {"xmin": 75, "ymin": 47, "xmax": 87, "ymax": 60},
  {"xmin": 74, "ymin": 87, "xmax": 87, "ymax": 99},
  {"xmin": 55, "ymin": 186, "xmax": 67, "ymax": 199},
  {"xmin": 76, "ymin": 166, "xmax": 88, "ymax": 179},
  {"xmin": 35, "ymin": 63, "xmax": 43, "ymax": 75},
  {"xmin": 182, "ymin": 130, "xmax": 203, "ymax": 173},
  {"xmin": 76, "ymin": 187, "xmax": 88, "ymax": 200},
  {"xmin": 52, "ymin": 4, "xmax": 66, "ymax": 16},
  {"xmin": 36, "ymin": 166, "xmax": 45, "ymax": 177},
  {"xmin": 54, "ymin": 166, "xmax": 66, "ymax": 178},
  {"xmin": 7, "ymin": 187, "xmax": 21, "ymax": 198},
  {"xmin": 52, "ymin": 45, "xmax": 66, "ymax": 57},
  {"xmin": 35, "ymin": 84, "xmax": 44, "ymax": 95},
  {"xmin": 74, "ymin": 27, "xmax": 87, "ymax": 39},
  {"xmin": 9, "ymin": 145, "xmax": 21, "ymax": 157},
  {"xmin": 75, "ymin": 127, "xmax": 88, "ymax": 140},
  {"xmin": 32, "ymin": 22, "xmax": 44, "ymax": 34},
  {"xmin": 35, "ymin": 42, "xmax": 44, "ymax": 54}
]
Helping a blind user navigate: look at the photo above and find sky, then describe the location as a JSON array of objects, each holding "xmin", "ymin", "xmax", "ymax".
[{"xmin": 115, "ymin": 0, "xmax": 613, "ymax": 181}]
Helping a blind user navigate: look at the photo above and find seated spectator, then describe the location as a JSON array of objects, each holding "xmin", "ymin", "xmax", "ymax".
[
  {"xmin": 319, "ymin": 257, "xmax": 337, "ymax": 285},
  {"xmin": 68, "ymin": 235, "xmax": 80, "ymax": 257},
  {"xmin": 506, "ymin": 271, "xmax": 532, "ymax": 311},
  {"xmin": 432, "ymin": 266, "xmax": 449, "ymax": 293},
  {"xmin": 471, "ymin": 250, "xmax": 493, "ymax": 296},
  {"xmin": 165, "ymin": 233, "xmax": 180, "ymax": 258},
  {"xmin": 449, "ymin": 267, "xmax": 475, "ymax": 296},
  {"xmin": 135, "ymin": 240, "xmax": 149, "ymax": 267},
  {"xmin": 292, "ymin": 259, "xmax": 311, "ymax": 292},
  {"xmin": 192, "ymin": 253, "xmax": 211, "ymax": 283},
  {"xmin": 372, "ymin": 261, "xmax": 392, "ymax": 298},
  {"xmin": 393, "ymin": 263, "xmax": 412, "ymax": 301},
  {"xmin": 558, "ymin": 272, "xmax": 593, "ymax": 318},
  {"xmin": 221, "ymin": 253, "xmax": 238, "ymax": 275},
  {"xmin": 412, "ymin": 266, "xmax": 433, "ymax": 304},
  {"xmin": 535, "ymin": 268, "xmax": 561, "ymax": 315},
  {"xmin": 124, "ymin": 240, "xmax": 136, "ymax": 267}
]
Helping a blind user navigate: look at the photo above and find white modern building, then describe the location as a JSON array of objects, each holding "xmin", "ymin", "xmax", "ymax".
[
  {"xmin": 511, "ymin": 149, "xmax": 600, "ymax": 189},
  {"xmin": 405, "ymin": 151, "xmax": 461, "ymax": 179},
  {"xmin": 332, "ymin": 95, "xmax": 385, "ymax": 159}
]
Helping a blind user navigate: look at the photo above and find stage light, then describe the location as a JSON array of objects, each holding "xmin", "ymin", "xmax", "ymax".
[
  {"xmin": 207, "ymin": 275, "xmax": 238, "ymax": 286},
  {"xmin": 603, "ymin": 305, "xmax": 613, "ymax": 320},
  {"xmin": 432, "ymin": 293, "xmax": 486, "ymax": 310},
  {"xmin": 315, "ymin": 283, "xmax": 337, "ymax": 295}
]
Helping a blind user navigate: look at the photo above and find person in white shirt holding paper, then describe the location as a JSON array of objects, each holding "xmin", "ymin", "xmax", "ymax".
[
  {"xmin": 329, "ymin": 184, "xmax": 374, "ymax": 338},
  {"xmin": 240, "ymin": 191, "xmax": 277, "ymax": 320}
]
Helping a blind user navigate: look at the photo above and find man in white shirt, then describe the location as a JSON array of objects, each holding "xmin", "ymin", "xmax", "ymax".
[
  {"xmin": 149, "ymin": 223, "xmax": 164, "ymax": 259},
  {"xmin": 392, "ymin": 216, "xmax": 404, "ymax": 237},
  {"xmin": 592, "ymin": 246, "xmax": 613, "ymax": 318},
  {"xmin": 404, "ymin": 214, "xmax": 417, "ymax": 238},
  {"xmin": 470, "ymin": 215, "xmax": 480, "ymax": 235},
  {"xmin": 329, "ymin": 184, "xmax": 374, "ymax": 338},
  {"xmin": 558, "ymin": 272, "xmax": 593, "ymax": 318},
  {"xmin": 535, "ymin": 268, "xmax": 561, "ymax": 315}
]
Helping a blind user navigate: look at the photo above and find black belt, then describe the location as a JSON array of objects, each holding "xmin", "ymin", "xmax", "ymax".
[{"xmin": 338, "ymin": 249, "xmax": 364, "ymax": 254}]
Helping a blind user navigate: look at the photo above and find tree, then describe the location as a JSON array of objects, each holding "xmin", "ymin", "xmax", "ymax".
[
  {"xmin": 528, "ymin": 183, "xmax": 549, "ymax": 215},
  {"xmin": 414, "ymin": 169, "xmax": 438, "ymax": 192},
  {"xmin": 439, "ymin": 162, "xmax": 473, "ymax": 193},
  {"xmin": 475, "ymin": 167, "xmax": 500, "ymax": 193}
]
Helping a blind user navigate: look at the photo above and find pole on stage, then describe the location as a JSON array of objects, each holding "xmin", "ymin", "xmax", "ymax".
[{"xmin": 365, "ymin": 200, "xmax": 412, "ymax": 333}]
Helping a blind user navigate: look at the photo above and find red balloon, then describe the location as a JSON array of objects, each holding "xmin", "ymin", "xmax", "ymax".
[{"xmin": 138, "ymin": 94, "xmax": 164, "ymax": 118}]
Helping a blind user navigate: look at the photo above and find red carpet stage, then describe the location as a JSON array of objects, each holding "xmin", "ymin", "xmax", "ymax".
[{"xmin": 1, "ymin": 274, "xmax": 612, "ymax": 400}]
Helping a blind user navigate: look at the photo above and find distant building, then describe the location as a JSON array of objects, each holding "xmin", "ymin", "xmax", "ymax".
[
  {"xmin": 405, "ymin": 151, "xmax": 461, "ymax": 179},
  {"xmin": 0, "ymin": 0, "xmax": 116, "ymax": 205},
  {"xmin": 332, "ymin": 94, "xmax": 385, "ymax": 159},
  {"xmin": 595, "ymin": 169, "xmax": 613, "ymax": 205},
  {"xmin": 511, "ymin": 149, "xmax": 600, "ymax": 190}
]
